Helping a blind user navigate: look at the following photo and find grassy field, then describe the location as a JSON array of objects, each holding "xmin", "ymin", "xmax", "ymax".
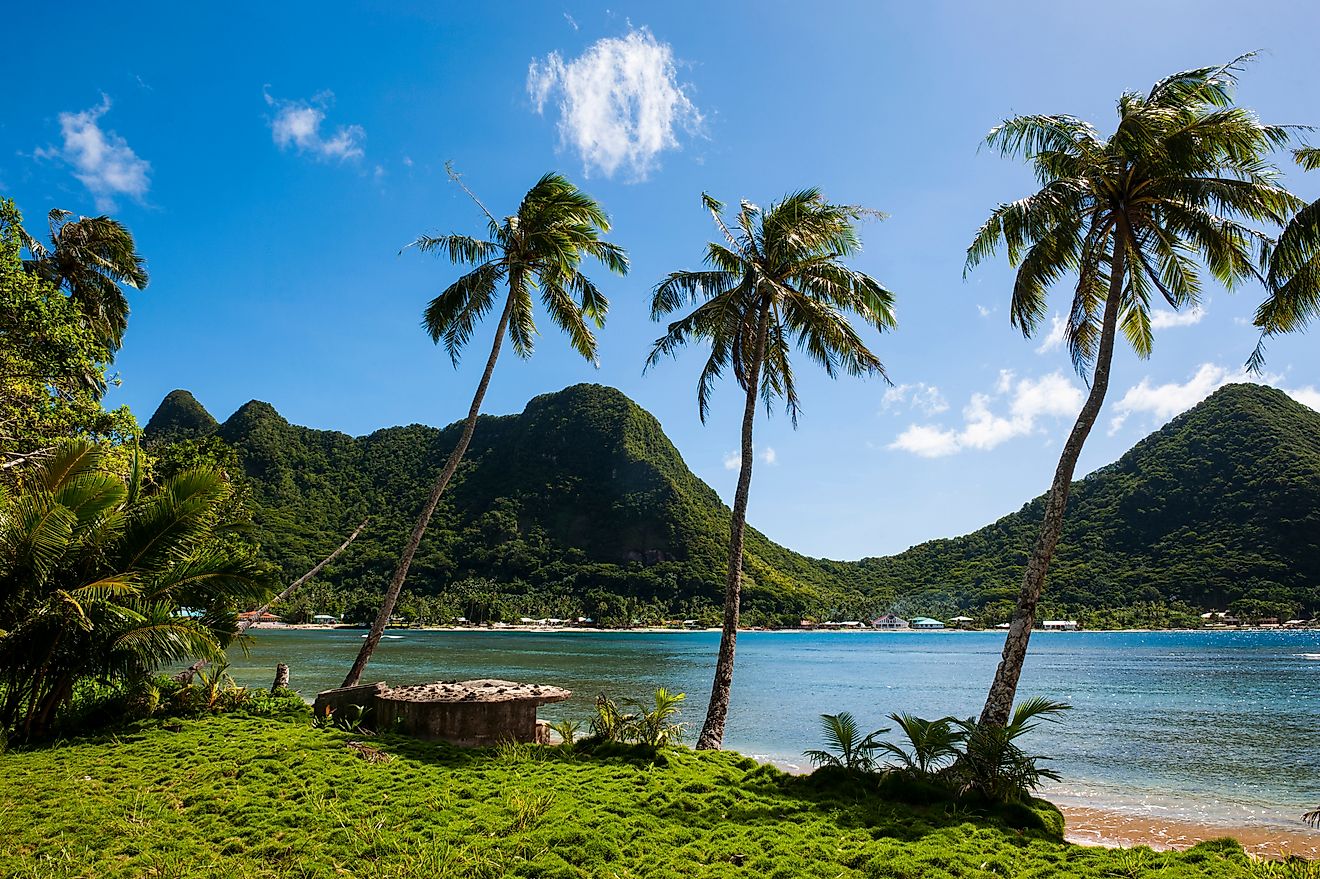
[{"xmin": 0, "ymin": 710, "xmax": 1302, "ymax": 879}]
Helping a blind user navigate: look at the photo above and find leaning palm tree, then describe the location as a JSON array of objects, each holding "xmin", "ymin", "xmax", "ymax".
[
  {"xmin": 966, "ymin": 55, "xmax": 1300, "ymax": 726},
  {"xmin": 1248, "ymin": 146, "xmax": 1320, "ymax": 368},
  {"xmin": 341, "ymin": 168, "xmax": 627, "ymax": 688},
  {"xmin": 20, "ymin": 209, "xmax": 149, "ymax": 352},
  {"xmin": 649, "ymin": 190, "xmax": 895, "ymax": 749}
]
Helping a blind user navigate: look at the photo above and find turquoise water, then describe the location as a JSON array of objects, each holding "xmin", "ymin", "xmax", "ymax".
[{"xmin": 227, "ymin": 628, "xmax": 1320, "ymax": 831}]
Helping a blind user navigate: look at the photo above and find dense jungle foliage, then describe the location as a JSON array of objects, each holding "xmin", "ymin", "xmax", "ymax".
[{"xmin": 144, "ymin": 382, "xmax": 1319, "ymax": 627}]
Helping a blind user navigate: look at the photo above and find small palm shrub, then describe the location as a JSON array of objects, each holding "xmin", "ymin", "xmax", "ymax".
[
  {"xmin": 875, "ymin": 712, "xmax": 963, "ymax": 778},
  {"xmin": 589, "ymin": 694, "xmax": 635, "ymax": 742},
  {"xmin": 1304, "ymin": 807, "xmax": 1319, "ymax": 829},
  {"xmin": 582, "ymin": 689, "xmax": 687, "ymax": 748},
  {"xmin": 803, "ymin": 712, "xmax": 888, "ymax": 772},
  {"xmin": 629, "ymin": 689, "xmax": 686, "ymax": 747},
  {"xmin": 548, "ymin": 719, "xmax": 580, "ymax": 747},
  {"xmin": 948, "ymin": 697, "xmax": 1070, "ymax": 804}
]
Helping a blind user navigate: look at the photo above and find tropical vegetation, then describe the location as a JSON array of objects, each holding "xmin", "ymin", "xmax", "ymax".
[
  {"xmin": 0, "ymin": 441, "xmax": 273, "ymax": 739},
  {"xmin": 1251, "ymin": 145, "xmax": 1320, "ymax": 366},
  {"xmin": 964, "ymin": 55, "xmax": 1306, "ymax": 724},
  {"xmin": 0, "ymin": 201, "xmax": 137, "ymax": 476},
  {"xmin": 141, "ymin": 380, "xmax": 1320, "ymax": 629},
  {"xmin": 648, "ymin": 190, "xmax": 895, "ymax": 748},
  {"xmin": 342, "ymin": 168, "xmax": 627, "ymax": 688}
]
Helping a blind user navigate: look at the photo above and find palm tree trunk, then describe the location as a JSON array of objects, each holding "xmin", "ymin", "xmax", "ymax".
[
  {"xmin": 697, "ymin": 306, "xmax": 770, "ymax": 750},
  {"xmin": 341, "ymin": 292, "xmax": 514, "ymax": 688},
  {"xmin": 979, "ymin": 244, "xmax": 1127, "ymax": 726}
]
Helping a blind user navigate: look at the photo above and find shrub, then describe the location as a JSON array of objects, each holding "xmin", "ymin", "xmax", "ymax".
[
  {"xmin": 947, "ymin": 697, "xmax": 1070, "ymax": 804},
  {"xmin": 803, "ymin": 712, "xmax": 888, "ymax": 772},
  {"xmin": 875, "ymin": 712, "xmax": 963, "ymax": 778}
]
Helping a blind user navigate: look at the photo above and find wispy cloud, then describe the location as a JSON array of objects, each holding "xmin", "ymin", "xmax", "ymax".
[
  {"xmin": 761, "ymin": 447, "xmax": 777, "ymax": 465},
  {"xmin": 1149, "ymin": 305, "xmax": 1206, "ymax": 330},
  {"xmin": 888, "ymin": 370, "xmax": 1084, "ymax": 458},
  {"xmin": 264, "ymin": 89, "xmax": 365, "ymax": 161},
  {"xmin": 35, "ymin": 95, "xmax": 150, "ymax": 211},
  {"xmin": 1036, "ymin": 313, "xmax": 1066, "ymax": 354},
  {"xmin": 882, "ymin": 382, "xmax": 949, "ymax": 415},
  {"xmin": 527, "ymin": 27, "xmax": 701, "ymax": 180},
  {"xmin": 1109, "ymin": 362, "xmax": 1320, "ymax": 432}
]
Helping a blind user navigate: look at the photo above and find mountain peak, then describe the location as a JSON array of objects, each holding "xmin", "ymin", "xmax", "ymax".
[{"xmin": 143, "ymin": 390, "xmax": 217, "ymax": 443}]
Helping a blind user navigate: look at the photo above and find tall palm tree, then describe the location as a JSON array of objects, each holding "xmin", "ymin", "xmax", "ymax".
[
  {"xmin": 965, "ymin": 56, "xmax": 1300, "ymax": 726},
  {"xmin": 20, "ymin": 209, "xmax": 149, "ymax": 352},
  {"xmin": 341, "ymin": 169, "xmax": 627, "ymax": 688},
  {"xmin": 0, "ymin": 441, "xmax": 273, "ymax": 738},
  {"xmin": 1249, "ymin": 146, "xmax": 1320, "ymax": 367},
  {"xmin": 648, "ymin": 190, "xmax": 895, "ymax": 749}
]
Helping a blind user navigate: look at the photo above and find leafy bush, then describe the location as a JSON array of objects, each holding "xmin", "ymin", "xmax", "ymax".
[
  {"xmin": 549, "ymin": 718, "xmax": 581, "ymax": 747},
  {"xmin": 806, "ymin": 697, "xmax": 1070, "ymax": 806},
  {"xmin": 947, "ymin": 697, "xmax": 1070, "ymax": 804},
  {"xmin": 875, "ymin": 712, "xmax": 962, "ymax": 778},
  {"xmin": 803, "ymin": 712, "xmax": 888, "ymax": 772},
  {"xmin": 582, "ymin": 689, "xmax": 686, "ymax": 748}
]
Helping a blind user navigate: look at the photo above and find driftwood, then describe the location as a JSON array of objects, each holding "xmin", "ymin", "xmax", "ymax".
[
  {"xmin": 346, "ymin": 741, "xmax": 392, "ymax": 763},
  {"xmin": 175, "ymin": 518, "xmax": 369, "ymax": 683}
]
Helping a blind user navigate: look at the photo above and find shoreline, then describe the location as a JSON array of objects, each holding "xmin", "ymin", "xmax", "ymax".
[
  {"xmin": 250, "ymin": 623, "xmax": 1319, "ymax": 635},
  {"xmin": 1058, "ymin": 804, "xmax": 1319, "ymax": 858}
]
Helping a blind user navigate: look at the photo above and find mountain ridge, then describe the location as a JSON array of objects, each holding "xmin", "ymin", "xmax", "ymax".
[{"xmin": 144, "ymin": 381, "xmax": 1319, "ymax": 624}]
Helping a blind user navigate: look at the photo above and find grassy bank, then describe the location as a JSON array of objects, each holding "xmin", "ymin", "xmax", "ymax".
[{"xmin": 0, "ymin": 711, "xmax": 1294, "ymax": 879}]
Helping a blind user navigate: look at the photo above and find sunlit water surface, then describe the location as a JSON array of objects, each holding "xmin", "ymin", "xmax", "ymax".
[{"xmin": 227, "ymin": 628, "xmax": 1320, "ymax": 831}]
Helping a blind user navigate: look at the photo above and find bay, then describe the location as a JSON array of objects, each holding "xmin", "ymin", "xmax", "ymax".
[{"xmin": 226, "ymin": 628, "xmax": 1320, "ymax": 832}]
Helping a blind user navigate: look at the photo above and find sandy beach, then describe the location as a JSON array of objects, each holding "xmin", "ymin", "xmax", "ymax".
[{"xmin": 1061, "ymin": 805, "xmax": 1319, "ymax": 858}]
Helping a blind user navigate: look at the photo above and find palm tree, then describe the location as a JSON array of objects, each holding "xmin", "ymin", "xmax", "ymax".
[
  {"xmin": 1249, "ymin": 146, "xmax": 1320, "ymax": 367},
  {"xmin": 649, "ymin": 190, "xmax": 895, "ymax": 749},
  {"xmin": 965, "ymin": 56, "xmax": 1300, "ymax": 726},
  {"xmin": 340, "ymin": 168, "xmax": 627, "ymax": 688},
  {"xmin": 20, "ymin": 209, "xmax": 149, "ymax": 352},
  {"xmin": 0, "ymin": 441, "xmax": 273, "ymax": 738}
]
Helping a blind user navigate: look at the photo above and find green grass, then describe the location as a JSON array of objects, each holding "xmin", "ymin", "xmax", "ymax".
[{"xmin": 0, "ymin": 711, "xmax": 1294, "ymax": 879}]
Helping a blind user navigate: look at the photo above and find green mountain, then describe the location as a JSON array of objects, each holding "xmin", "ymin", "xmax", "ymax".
[
  {"xmin": 143, "ymin": 389, "xmax": 218, "ymax": 443},
  {"xmin": 830, "ymin": 383, "xmax": 1320, "ymax": 623},
  {"xmin": 143, "ymin": 381, "xmax": 1319, "ymax": 626},
  {"xmin": 147, "ymin": 384, "xmax": 835, "ymax": 625}
]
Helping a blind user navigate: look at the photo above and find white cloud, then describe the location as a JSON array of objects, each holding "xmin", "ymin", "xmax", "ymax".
[
  {"xmin": 265, "ymin": 90, "xmax": 365, "ymax": 161},
  {"xmin": 527, "ymin": 27, "xmax": 701, "ymax": 179},
  {"xmin": 1036, "ymin": 313, "xmax": 1066, "ymax": 354},
  {"xmin": 722, "ymin": 451, "xmax": 739, "ymax": 470},
  {"xmin": 35, "ymin": 95, "xmax": 150, "ymax": 210},
  {"xmin": 882, "ymin": 382, "xmax": 949, "ymax": 415},
  {"xmin": 1108, "ymin": 363, "xmax": 1231, "ymax": 433},
  {"xmin": 1109, "ymin": 363, "xmax": 1320, "ymax": 432},
  {"xmin": 1149, "ymin": 306, "xmax": 1206, "ymax": 330},
  {"xmin": 889, "ymin": 424, "xmax": 961, "ymax": 458},
  {"xmin": 1287, "ymin": 387, "xmax": 1320, "ymax": 411},
  {"xmin": 761, "ymin": 447, "xmax": 777, "ymax": 465},
  {"xmin": 723, "ymin": 446, "xmax": 777, "ymax": 468},
  {"xmin": 977, "ymin": 305, "xmax": 994, "ymax": 318},
  {"xmin": 887, "ymin": 370, "xmax": 1084, "ymax": 457}
]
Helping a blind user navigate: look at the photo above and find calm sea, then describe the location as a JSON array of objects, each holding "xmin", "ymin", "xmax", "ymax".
[{"xmin": 226, "ymin": 628, "xmax": 1320, "ymax": 832}]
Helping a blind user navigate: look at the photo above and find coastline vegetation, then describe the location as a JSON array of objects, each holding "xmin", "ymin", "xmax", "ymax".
[{"xmin": 0, "ymin": 708, "xmax": 1302, "ymax": 879}]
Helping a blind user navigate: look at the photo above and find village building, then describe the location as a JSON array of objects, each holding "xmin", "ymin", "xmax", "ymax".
[
  {"xmin": 910, "ymin": 617, "xmax": 946, "ymax": 630},
  {"xmin": 871, "ymin": 614, "xmax": 909, "ymax": 630},
  {"xmin": 1042, "ymin": 620, "xmax": 1078, "ymax": 631}
]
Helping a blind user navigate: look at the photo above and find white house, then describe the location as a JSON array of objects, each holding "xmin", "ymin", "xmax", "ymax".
[
  {"xmin": 1042, "ymin": 620, "xmax": 1078, "ymax": 631},
  {"xmin": 871, "ymin": 614, "xmax": 909, "ymax": 630},
  {"xmin": 909, "ymin": 617, "xmax": 945, "ymax": 630}
]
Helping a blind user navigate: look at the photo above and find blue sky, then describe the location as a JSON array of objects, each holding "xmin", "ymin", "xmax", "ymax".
[{"xmin": 4, "ymin": 1, "xmax": 1319, "ymax": 560}]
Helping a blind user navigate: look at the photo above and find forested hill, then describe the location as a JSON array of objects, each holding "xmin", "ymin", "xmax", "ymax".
[
  {"xmin": 145, "ymin": 382, "xmax": 1320, "ymax": 625},
  {"xmin": 826, "ymin": 383, "xmax": 1320, "ymax": 622},
  {"xmin": 145, "ymin": 384, "xmax": 835, "ymax": 624}
]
